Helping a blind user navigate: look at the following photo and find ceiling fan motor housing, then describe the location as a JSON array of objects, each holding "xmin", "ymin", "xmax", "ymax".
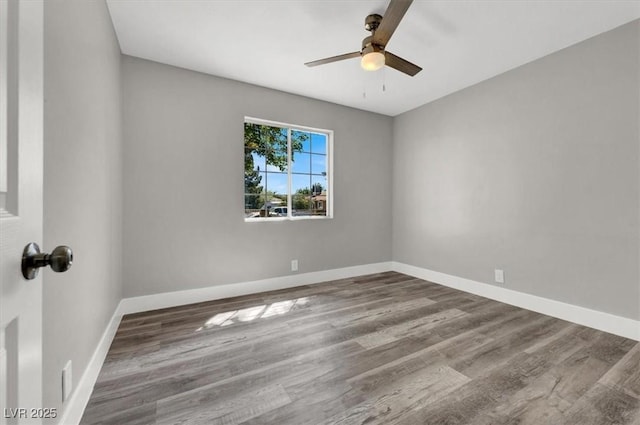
[
  {"xmin": 363, "ymin": 14, "xmax": 385, "ymax": 55},
  {"xmin": 361, "ymin": 37, "xmax": 384, "ymax": 55},
  {"xmin": 364, "ymin": 14, "xmax": 383, "ymax": 32}
]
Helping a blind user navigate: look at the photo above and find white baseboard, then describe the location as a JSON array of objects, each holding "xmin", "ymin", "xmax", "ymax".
[
  {"xmin": 119, "ymin": 262, "xmax": 393, "ymax": 315},
  {"xmin": 57, "ymin": 306, "xmax": 123, "ymax": 425},
  {"xmin": 392, "ymin": 262, "xmax": 640, "ymax": 341}
]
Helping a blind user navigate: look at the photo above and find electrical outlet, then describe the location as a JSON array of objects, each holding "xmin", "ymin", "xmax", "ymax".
[
  {"xmin": 291, "ymin": 259, "xmax": 298, "ymax": 272},
  {"xmin": 62, "ymin": 360, "xmax": 72, "ymax": 402},
  {"xmin": 494, "ymin": 269, "xmax": 505, "ymax": 284}
]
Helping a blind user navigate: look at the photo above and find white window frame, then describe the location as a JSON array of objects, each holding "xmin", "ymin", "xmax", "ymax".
[{"xmin": 244, "ymin": 116, "xmax": 333, "ymax": 222}]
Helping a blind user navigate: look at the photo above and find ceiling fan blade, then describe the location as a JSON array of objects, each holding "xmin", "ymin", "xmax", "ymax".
[
  {"xmin": 373, "ymin": 0, "xmax": 413, "ymax": 47},
  {"xmin": 384, "ymin": 51, "xmax": 422, "ymax": 76},
  {"xmin": 305, "ymin": 52, "xmax": 361, "ymax": 67}
]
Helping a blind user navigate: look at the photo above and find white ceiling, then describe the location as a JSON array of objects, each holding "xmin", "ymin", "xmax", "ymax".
[{"xmin": 106, "ymin": 0, "xmax": 640, "ymax": 117}]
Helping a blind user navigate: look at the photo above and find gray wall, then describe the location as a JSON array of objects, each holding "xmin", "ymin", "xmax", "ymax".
[
  {"xmin": 122, "ymin": 56, "xmax": 393, "ymax": 297},
  {"xmin": 43, "ymin": 0, "xmax": 122, "ymax": 416},
  {"xmin": 393, "ymin": 20, "xmax": 640, "ymax": 320}
]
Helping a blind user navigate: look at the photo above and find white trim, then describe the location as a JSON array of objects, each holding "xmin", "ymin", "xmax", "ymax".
[
  {"xmin": 119, "ymin": 262, "xmax": 392, "ymax": 315},
  {"xmin": 287, "ymin": 127, "xmax": 292, "ymax": 217},
  {"xmin": 0, "ymin": 0, "xmax": 8, "ymax": 193},
  {"xmin": 244, "ymin": 215, "xmax": 332, "ymax": 223},
  {"xmin": 326, "ymin": 126, "xmax": 334, "ymax": 219},
  {"xmin": 392, "ymin": 262, "xmax": 640, "ymax": 341},
  {"xmin": 57, "ymin": 307, "xmax": 123, "ymax": 425}
]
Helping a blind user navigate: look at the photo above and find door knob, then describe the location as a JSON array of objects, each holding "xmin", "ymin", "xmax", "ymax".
[{"xmin": 21, "ymin": 242, "xmax": 73, "ymax": 280}]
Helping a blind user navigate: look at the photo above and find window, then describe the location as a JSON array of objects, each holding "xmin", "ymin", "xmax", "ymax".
[{"xmin": 244, "ymin": 117, "xmax": 332, "ymax": 220}]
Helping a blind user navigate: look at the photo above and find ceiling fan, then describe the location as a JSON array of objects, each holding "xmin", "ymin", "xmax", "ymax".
[{"xmin": 304, "ymin": 0, "xmax": 422, "ymax": 76}]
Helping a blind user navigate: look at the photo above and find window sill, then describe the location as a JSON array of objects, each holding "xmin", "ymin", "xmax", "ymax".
[{"xmin": 244, "ymin": 215, "xmax": 333, "ymax": 223}]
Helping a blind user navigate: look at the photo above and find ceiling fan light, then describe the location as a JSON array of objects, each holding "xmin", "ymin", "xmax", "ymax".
[{"xmin": 361, "ymin": 51, "xmax": 385, "ymax": 71}]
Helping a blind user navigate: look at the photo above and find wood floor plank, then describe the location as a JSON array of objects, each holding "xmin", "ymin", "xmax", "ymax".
[
  {"xmin": 326, "ymin": 297, "xmax": 437, "ymax": 327},
  {"xmin": 320, "ymin": 365, "xmax": 470, "ymax": 425},
  {"xmin": 599, "ymin": 342, "xmax": 640, "ymax": 399},
  {"xmin": 81, "ymin": 398, "xmax": 157, "ymax": 425},
  {"xmin": 156, "ymin": 384, "xmax": 291, "ymax": 425},
  {"xmin": 563, "ymin": 383, "xmax": 640, "ymax": 425},
  {"xmin": 449, "ymin": 314, "xmax": 571, "ymax": 378},
  {"xmin": 354, "ymin": 308, "xmax": 467, "ymax": 349},
  {"xmin": 346, "ymin": 328, "xmax": 489, "ymax": 387},
  {"xmin": 484, "ymin": 325, "xmax": 609, "ymax": 423},
  {"xmin": 80, "ymin": 271, "xmax": 640, "ymax": 425}
]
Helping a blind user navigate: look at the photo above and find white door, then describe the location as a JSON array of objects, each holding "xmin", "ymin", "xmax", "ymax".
[{"xmin": 0, "ymin": 0, "xmax": 44, "ymax": 424}]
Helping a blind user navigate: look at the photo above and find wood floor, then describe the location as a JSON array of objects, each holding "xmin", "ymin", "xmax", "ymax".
[{"xmin": 81, "ymin": 272, "xmax": 640, "ymax": 425}]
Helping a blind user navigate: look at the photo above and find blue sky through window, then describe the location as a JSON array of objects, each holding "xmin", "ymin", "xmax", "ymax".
[{"xmin": 256, "ymin": 133, "xmax": 327, "ymax": 195}]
